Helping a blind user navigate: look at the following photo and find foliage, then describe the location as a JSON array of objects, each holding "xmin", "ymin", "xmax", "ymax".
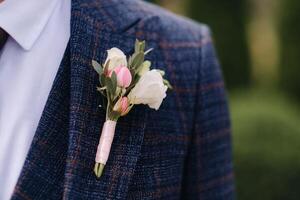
[
  {"xmin": 230, "ymin": 89, "xmax": 300, "ymax": 200},
  {"xmin": 92, "ymin": 40, "xmax": 151, "ymax": 121},
  {"xmin": 187, "ymin": 0, "xmax": 251, "ymax": 88},
  {"xmin": 279, "ymin": 0, "xmax": 300, "ymax": 99}
]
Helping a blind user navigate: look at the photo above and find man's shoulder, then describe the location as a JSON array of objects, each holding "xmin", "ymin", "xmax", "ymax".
[
  {"xmin": 129, "ymin": 0, "xmax": 211, "ymax": 43},
  {"xmin": 81, "ymin": 0, "xmax": 211, "ymax": 43}
]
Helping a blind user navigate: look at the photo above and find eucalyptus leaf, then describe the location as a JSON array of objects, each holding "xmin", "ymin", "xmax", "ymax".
[
  {"xmin": 140, "ymin": 41, "xmax": 145, "ymax": 52},
  {"xmin": 135, "ymin": 39, "xmax": 140, "ymax": 53},
  {"xmin": 104, "ymin": 59, "xmax": 110, "ymax": 74},
  {"xmin": 135, "ymin": 39, "xmax": 146, "ymax": 53},
  {"xmin": 134, "ymin": 74, "xmax": 141, "ymax": 83},
  {"xmin": 111, "ymin": 71, "xmax": 117, "ymax": 96},
  {"xmin": 136, "ymin": 60, "xmax": 151, "ymax": 75},
  {"xmin": 132, "ymin": 52, "xmax": 144, "ymax": 69},
  {"xmin": 128, "ymin": 56, "xmax": 133, "ymax": 66},
  {"xmin": 105, "ymin": 77, "xmax": 113, "ymax": 93},
  {"xmin": 163, "ymin": 79, "xmax": 173, "ymax": 89},
  {"xmin": 143, "ymin": 60, "xmax": 151, "ymax": 68},
  {"xmin": 92, "ymin": 60, "xmax": 103, "ymax": 75},
  {"xmin": 100, "ymin": 74, "xmax": 106, "ymax": 86},
  {"xmin": 129, "ymin": 53, "xmax": 137, "ymax": 68},
  {"xmin": 105, "ymin": 77, "xmax": 117, "ymax": 100}
]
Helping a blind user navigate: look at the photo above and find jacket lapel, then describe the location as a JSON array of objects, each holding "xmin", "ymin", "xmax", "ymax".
[
  {"xmin": 63, "ymin": 2, "xmax": 148, "ymax": 198},
  {"xmin": 12, "ymin": 1, "xmax": 147, "ymax": 199}
]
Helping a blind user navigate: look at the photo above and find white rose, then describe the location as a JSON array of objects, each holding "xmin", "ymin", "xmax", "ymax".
[
  {"xmin": 128, "ymin": 70, "xmax": 168, "ymax": 110},
  {"xmin": 104, "ymin": 48, "xmax": 127, "ymax": 71}
]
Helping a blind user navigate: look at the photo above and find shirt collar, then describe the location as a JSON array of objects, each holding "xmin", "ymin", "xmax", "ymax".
[{"xmin": 0, "ymin": 0, "xmax": 60, "ymax": 50}]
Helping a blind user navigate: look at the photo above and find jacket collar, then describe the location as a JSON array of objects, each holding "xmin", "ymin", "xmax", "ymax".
[{"xmin": 12, "ymin": 0, "xmax": 148, "ymax": 199}]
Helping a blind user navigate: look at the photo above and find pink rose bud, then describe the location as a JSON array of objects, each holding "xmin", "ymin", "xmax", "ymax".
[
  {"xmin": 120, "ymin": 97, "xmax": 129, "ymax": 113},
  {"xmin": 110, "ymin": 66, "xmax": 132, "ymax": 88},
  {"xmin": 113, "ymin": 97, "xmax": 129, "ymax": 115}
]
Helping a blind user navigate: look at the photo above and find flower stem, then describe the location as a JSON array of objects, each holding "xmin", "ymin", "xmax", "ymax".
[
  {"xmin": 106, "ymin": 101, "xmax": 110, "ymax": 121},
  {"xmin": 94, "ymin": 162, "xmax": 105, "ymax": 178}
]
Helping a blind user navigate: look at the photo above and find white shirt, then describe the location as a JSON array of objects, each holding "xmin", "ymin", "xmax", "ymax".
[{"xmin": 0, "ymin": 0, "xmax": 71, "ymax": 199}]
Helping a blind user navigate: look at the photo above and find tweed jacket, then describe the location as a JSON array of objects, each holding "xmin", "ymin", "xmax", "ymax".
[{"xmin": 11, "ymin": 0, "xmax": 234, "ymax": 199}]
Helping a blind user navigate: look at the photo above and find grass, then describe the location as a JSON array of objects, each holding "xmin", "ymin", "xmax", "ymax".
[{"xmin": 229, "ymin": 89, "xmax": 300, "ymax": 200}]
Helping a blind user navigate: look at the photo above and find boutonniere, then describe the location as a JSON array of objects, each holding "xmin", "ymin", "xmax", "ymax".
[{"xmin": 92, "ymin": 40, "xmax": 172, "ymax": 178}]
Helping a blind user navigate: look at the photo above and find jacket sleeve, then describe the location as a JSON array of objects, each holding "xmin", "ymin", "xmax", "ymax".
[{"xmin": 181, "ymin": 28, "xmax": 235, "ymax": 199}]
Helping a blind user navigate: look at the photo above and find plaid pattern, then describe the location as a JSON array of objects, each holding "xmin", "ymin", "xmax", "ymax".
[{"xmin": 11, "ymin": 0, "xmax": 234, "ymax": 199}]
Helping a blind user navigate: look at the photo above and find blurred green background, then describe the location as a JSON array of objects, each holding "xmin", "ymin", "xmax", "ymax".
[{"xmin": 150, "ymin": 0, "xmax": 300, "ymax": 199}]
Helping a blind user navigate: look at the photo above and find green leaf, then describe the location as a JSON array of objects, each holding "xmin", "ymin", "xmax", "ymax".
[
  {"xmin": 92, "ymin": 60, "xmax": 103, "ymax": 75},
  {"xmin": 139, "ymin": 41, "xmax": 145, "ymax": 52},
  {"xmin": 100, "ymin": 74, "xmax": 106, "ymax": 86},
  {"xmin": 105, "ymin": 76, "xmax": 117, "ymax": 98},
  {"xmin": 163, "ymin": 79, "xmax": 173, "ymax": 90},
  {"xmin": 143, "ymin": 60, "xmax": 151, "ymax": 68},
  {"xmin": 135, "ymin": 39, "xmax": 146, "ymax": 53},
  {"xmin": 105, "ymin": 77, "xmax": 113, "ymax": 92},
  {"xmin": 104, "ymin": 60, "xmax": 110, "ymax": 74},
  {"xmin": 111, "ymin": 71, "xmax": 117, "ymax": 96},
  {"xmin": 134, "ymin": 74, "xmax": 141, "ymax": 84},
  {"xmin": 135, "ymin": 39, "xmax": 140, "ymax": 53},
  {"xmin": 135, "ymin": 60, "xmax": 150, "ymax": 76},
  {"xmin": 129, "ymin": 54, "xmax": 137, "ymax": 68},
  {"xmin": 131, "ymin": 52, "xmax": 144, "ymax": 69},
  {"xmin": 128, "ymin": 56, "xmax": 133, "ymax": 66}
]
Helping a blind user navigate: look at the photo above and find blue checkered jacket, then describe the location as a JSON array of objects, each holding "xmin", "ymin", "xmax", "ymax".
[{"xmin": 11, "ymin": 0, "xmax": 235, "ymax": 199}]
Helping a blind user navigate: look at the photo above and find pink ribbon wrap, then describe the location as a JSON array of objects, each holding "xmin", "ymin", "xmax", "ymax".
[{"xmin": 95, "ymin": 120, "xmax": 117, "ymax": 164}]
